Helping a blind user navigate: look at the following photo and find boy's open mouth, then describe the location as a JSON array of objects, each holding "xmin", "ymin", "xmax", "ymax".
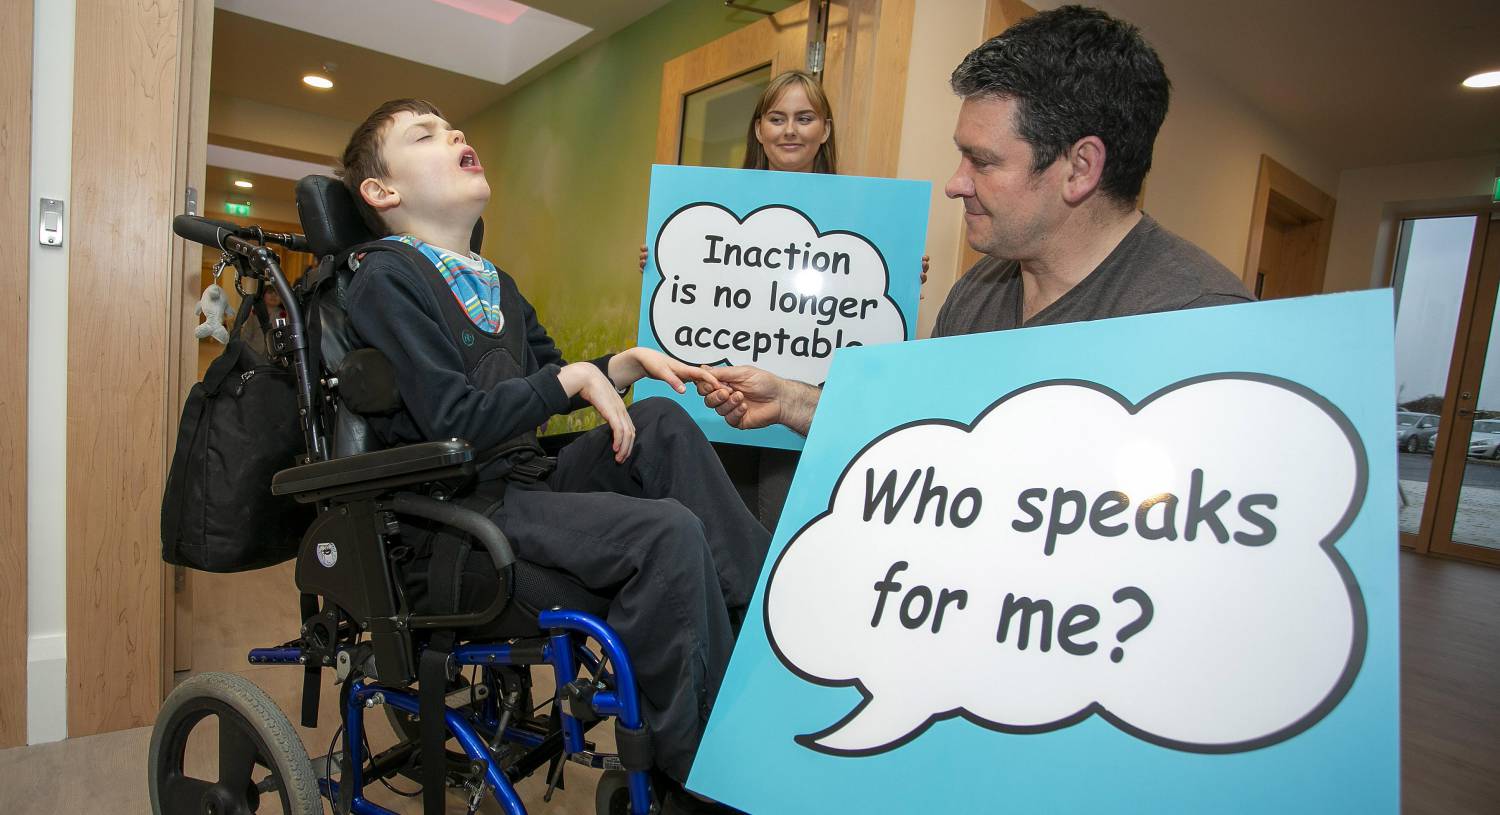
[{"xmin": 459, "ymin": 147, "xmax": 481, "ymax": 170}]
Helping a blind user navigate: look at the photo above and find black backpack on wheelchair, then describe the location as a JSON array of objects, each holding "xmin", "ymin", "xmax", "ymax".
[{"xmin": 150, "ymin": 177, "xmax": 657, "ymax": 815}]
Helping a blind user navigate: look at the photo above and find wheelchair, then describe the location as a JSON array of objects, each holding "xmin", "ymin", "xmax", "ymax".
[{"xmin": 151, "ymin": 176, "xmax": 657, "ymax": 815}]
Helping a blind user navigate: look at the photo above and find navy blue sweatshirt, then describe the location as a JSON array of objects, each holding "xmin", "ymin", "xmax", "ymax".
[{"xmin": 346, "ymin": 251, "xmax": 586, "ymax": 452}]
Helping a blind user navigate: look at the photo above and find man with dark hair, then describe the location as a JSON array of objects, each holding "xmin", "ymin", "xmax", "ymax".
[{"xmin": 697, "ymin": 4, "xmax": 1252, "ymax": 435}]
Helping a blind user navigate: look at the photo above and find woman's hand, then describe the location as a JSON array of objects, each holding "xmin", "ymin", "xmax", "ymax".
[
  {"xmin": 920, "ymin": 255, "xmax": 929, "ymax": 299},
  {"xmin": 558, "ymin": 362, "xmax": 635, "ymax": 462},
  {"xmin": 609, "ymin": 347, "xmax": 703, "ymax": 393}
]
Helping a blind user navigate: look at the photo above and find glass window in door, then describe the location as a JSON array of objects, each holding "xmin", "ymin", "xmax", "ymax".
[
  {"xmin": 679, "ymin": 65, "xmax": 772, "ymax": 169},
  {"xmin": 1394, "ymin": 216, "xmax": 1478, "ymax": 537}
]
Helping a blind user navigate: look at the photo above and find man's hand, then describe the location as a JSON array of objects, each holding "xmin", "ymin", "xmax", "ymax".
[
  {"xmin": 694, "ymin": 365, "xmax": 821, "ymax": 436},
  {"xmin": 559, "ymin": 362, "xmax": 635, "ymax": 463},
  {"xmin": 609, "ymin": 347, "xmax": 705, "ymax": 393}
]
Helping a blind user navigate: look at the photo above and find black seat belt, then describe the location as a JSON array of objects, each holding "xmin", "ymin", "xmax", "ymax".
[{"xmin": 420, "ymin": 629, "xmax": 457, "ymax": 815}]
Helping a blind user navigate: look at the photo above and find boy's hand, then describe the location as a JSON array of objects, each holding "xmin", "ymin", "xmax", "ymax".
[
  {"xmin": 559, "ymin": 362, "xmax": 636, "ymax": 463},
  {"xmin": 638, "ymin": 244, "xmax": 648, "ymax": 273},
  {"xmin": 609, "ymin": 347, "xmax": 704, "ymax": 394}
]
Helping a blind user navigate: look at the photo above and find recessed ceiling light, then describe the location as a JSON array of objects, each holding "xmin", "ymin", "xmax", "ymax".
[
  {"xmin": 1462, "ymin": 70, "xmax": 1500, "ymax": 89},
  {"xmin": 302, "ymin": 74, "xmax": 334, "ymax": 90},
  {"xmin": 233, "ymin": 179, "xmax": 254, "ymax": 189}
]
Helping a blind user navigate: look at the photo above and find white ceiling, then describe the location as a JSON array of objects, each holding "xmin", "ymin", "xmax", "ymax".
[
  {"xmin": 215, "ymin": 0, "xmax": 591, "ymax": 86},
  {"xmin": 1057, "ymin": 0, "xmax": 1500, "ymax": 170}
]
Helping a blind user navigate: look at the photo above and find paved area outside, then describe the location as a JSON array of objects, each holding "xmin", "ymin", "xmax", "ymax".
[{"xmin": 1399, "ymin": 451, "xmax": 1500, "ymax": 547}]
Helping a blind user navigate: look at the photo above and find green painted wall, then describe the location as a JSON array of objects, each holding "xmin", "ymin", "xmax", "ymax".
[{"xmin": 461, "ymin": 1, "xmax": 791, "ymax": 432}]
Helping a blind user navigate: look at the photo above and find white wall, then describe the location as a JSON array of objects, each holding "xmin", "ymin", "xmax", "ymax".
[
  {"xmin": 1325, "ymin": 154, "xmax": 1499, "ymax": 293},
  {"xmin": 209, "ymin": 95, "xmax": 355, "ymax": 160},
  {"xmin": 26, "ymin": 0, "xmax": 75, "ymax": 746},
  {"xmin": 898, "ymin": 0, "xmax": 987, "ymax": 337},
  {"xmin": 1144, "ymin": 42, "xmax": 1340, "ymax": 280}
]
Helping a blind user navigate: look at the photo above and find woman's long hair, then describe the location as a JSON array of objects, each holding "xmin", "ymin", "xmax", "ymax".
[{"xmin": 741, "ymin": 70, "xmax": 837, "ymax": 174}]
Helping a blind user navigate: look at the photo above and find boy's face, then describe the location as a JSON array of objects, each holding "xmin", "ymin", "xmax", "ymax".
[{"xmin": 366, "ymin": 110, "xmax": 490, "ymax": 227}]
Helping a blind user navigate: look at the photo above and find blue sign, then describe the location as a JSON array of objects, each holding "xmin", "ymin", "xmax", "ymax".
[
  {"xmin": 635, "ymin": 164, "xmax": 929, "ymax": 449},
  {"xmin": 689, "ymin": 291, "xmax": 1399, "ymax": 813}
]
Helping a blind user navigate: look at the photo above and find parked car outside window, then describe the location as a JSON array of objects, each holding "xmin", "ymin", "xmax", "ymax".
[
  {"xmin": 1397, "ymin": 411, "xmax": 1440, "ymax": 454},
  {"xmin": 1466, "ymin": 418, "xmax": 1500, "ymax": 459}
]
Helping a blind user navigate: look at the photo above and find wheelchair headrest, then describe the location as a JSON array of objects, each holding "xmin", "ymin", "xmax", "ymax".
[
  {"xmin": 295, "ymin": 174, "xmax": 485, "ymax": 258},
  {"xmin": 296, "ymin": 175, "xmax": 372, "ymax": 259}
]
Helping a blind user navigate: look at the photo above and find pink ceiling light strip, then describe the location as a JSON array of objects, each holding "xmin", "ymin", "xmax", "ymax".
[{"xmin": 431, "ymin": 0, "xmax": 529, "ymax": 25}]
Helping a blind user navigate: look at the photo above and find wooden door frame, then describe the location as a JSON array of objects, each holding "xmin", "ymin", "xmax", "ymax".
[
  {"xmin": 1389, "ymin": 201, "xmax": 1500, "ymax": 562},
  {"xmin": 166, "ymin": 0, "xmax": 215, "ymax": 682},
  {"xmin": 1420, "ymin": 209, "xmax": 1500, "ymax": 566},
  {"xmin": 1241, "ymin": 154, "xmax": 1336, "ymax": 297},
  {"xmin": 820, "ymin": 0, "xmax": 914, "ymax": 178},
  {"xmin": 1, "ymin": 0, "xmax": 36, "ymax": 751}
]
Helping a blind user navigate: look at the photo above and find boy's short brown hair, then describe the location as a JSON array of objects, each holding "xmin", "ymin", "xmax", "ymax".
[{"xmin": 337, "ymin": 98, "xmax": 445, "ymax": 236}]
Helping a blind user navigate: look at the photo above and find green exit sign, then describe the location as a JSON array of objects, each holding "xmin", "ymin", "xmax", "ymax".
[
  {"xmin": 224, "ymin": 201, "xmax": 251, "ymax": 216},
  {"xmin": 1493, "ymin": 176, "xmax": 1499, "ymax": 203}
]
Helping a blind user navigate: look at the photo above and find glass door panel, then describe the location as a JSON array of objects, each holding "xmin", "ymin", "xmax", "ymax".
[{"xmin": 1394, "ymin": 216, "xmax": 1478, "ymax": 538}]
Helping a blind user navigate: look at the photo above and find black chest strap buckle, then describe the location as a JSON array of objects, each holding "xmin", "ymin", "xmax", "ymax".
[{"xmin": 506, "ymin": 454, "xmax": 557, "ymax": 485}]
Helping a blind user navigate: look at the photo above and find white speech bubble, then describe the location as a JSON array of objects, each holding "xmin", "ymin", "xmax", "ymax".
[
  {"xmin": 765, "ymin": 375, "xmax": 1368, "ymax": 756},
  {"xmin": 649, "ymin": 204, "xmax": 906, "ymax": 385}
]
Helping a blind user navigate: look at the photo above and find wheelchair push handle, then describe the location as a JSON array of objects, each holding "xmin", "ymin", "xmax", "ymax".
[
  {"xmin": 173, "ymin": 213, "xmax": 309, "ymax": 253},
  {"xmin": 173, "ymin": 213, "xmax": 327, "ymax": 462}
]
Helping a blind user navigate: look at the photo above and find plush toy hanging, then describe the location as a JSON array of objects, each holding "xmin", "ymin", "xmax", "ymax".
[{"xmin": 194, "ymin": 255, "xmax": 237, "ymax": 344}]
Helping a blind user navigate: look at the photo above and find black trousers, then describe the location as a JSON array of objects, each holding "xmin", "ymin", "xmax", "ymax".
[{"xmin": 452, "ymin": 398, "xmax": 771, "ymax": 782}]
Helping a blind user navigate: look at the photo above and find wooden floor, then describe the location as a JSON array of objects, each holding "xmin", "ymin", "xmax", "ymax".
[
  {"xmin": 1, "ymin": 550, "xmax": 1497, "ymax": 813},
  {"xmin": 1398, "ymin": 552, "xmax": 1500, "ymax": 814}
]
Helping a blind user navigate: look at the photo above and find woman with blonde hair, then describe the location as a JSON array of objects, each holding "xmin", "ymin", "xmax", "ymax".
[{"xmin": 740, "ymin": 68, "xmax": 837, "ymax": 174}]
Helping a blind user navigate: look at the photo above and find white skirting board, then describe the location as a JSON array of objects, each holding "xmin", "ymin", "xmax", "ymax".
[{"xmin": 26, "ymin": 634, "xmax": 66, "ymax": 745}]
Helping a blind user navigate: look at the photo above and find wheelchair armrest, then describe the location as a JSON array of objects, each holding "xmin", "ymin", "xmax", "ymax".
[
  {"xmin": 272, "ymin": 439, "xmax": 475, "ymax": 503},
  {"xmin": 386, "ymin": 492, "xmax": 516, "ymax": 630}
]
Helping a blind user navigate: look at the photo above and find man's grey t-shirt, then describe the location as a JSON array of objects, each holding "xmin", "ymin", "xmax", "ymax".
[{"xmin": 932, "ymin": 213, "xmax": 1253, "ymax": 337}]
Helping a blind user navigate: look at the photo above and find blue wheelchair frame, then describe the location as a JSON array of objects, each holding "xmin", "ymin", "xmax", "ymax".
[
  {"xmin": 249, "ymin": 609, "xmax": 653, "ymax": 815},
  {"xmin": 167, "ymin": 212, "xmax": 657, "ymax": 815}
]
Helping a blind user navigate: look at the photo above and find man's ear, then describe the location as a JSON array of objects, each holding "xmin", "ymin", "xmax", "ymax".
[
  {"xmin": 1061, "ymin": 136, "xmax": 1106, "ymax": 206},
  {"xmin": 359, "ymin": 177, "xmax": 400, "ymax": 213}
]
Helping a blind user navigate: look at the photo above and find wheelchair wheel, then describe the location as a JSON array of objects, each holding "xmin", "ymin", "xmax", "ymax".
[
  {"xmin": 594, "ymin": 769, "xmax": 631, "ymax": 815},
  {"xmin": 149, "ymin": 671, "xmax": 321, "ymax": 814}
]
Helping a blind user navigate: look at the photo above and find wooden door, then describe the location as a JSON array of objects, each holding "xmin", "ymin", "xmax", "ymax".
[
  {"xmin": 655, "ymin": 2, "xmax": 812, "ymax": 167},
  {"xmin": 1243, "ymin": 154, "xmax": 1336, "ymax": 299},
  {"xmin": 655, "ymin": 0, "xmax": 916, "ymax": 179}
]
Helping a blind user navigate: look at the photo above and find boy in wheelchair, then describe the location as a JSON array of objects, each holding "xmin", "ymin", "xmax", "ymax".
[{"xmin": 337, "ymin": 98, "xmax": 770, "ymax": 810}]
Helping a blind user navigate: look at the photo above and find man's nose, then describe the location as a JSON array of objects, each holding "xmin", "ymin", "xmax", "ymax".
[{"xmin": 944, "ymin": 169, "xmax": 972, "ymax": 199}]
